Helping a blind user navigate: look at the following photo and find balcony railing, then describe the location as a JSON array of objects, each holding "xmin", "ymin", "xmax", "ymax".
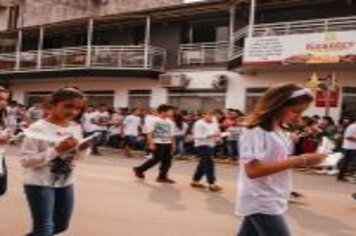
[
  {"xmin": 179, "ymin": 41, "xmax": 235, "ymax": 66},
  {"xmin": 252, "ymin": 15, "xmax": 356, "ymax": 37},
  {"xmin": 0, "ymin": 45, "xmax": 166, "ymax": 74}
]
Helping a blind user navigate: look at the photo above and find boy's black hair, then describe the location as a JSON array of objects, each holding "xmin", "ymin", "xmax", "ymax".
[
  {"xmin": 157, "ymin": 104, "xmax": 175, "ymax": 113},
  {"xmin": 48, "ymin": 87, "xmax": 86, "ymax": 105}
]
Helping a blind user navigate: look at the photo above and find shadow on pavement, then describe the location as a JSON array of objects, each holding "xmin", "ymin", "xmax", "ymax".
[
  {"xmin": 289, "ymin": 204, "xmax": 356, "ymax": 236},
  {"xmin": 138, "ymin": 181, "xmax": 186, "ymax": 212}
]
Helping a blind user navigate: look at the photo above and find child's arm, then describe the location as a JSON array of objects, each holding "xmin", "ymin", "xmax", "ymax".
[
  {"xmin": 244, "ymin": 153, "xmax": 325, "ymax": 179},
  {"xmin": 20, "ymin": 137, "xmax": 59, "ymax": 169}
]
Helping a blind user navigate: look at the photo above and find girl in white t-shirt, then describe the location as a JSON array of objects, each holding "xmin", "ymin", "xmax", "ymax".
[
  {"xmin": 237, "ymin": 84, "xmax": 326, "ymax": 236},
  {"xmin": 0, "ymin": 87, "xmax": 10, "ymax": 197},
  {"xmin": 21, "ymin": 87, "xmax": 90, "ymax": 236}
]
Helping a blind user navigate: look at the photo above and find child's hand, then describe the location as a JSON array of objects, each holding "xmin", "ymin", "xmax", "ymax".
[
  {"xmin": 0, "ymin": 134, "xmax": 8, "ymax": 145},
  {"xmin": 302, "ymin": 153, "xmax": 327, "ymax": 166},
  {"xmin": 77, "ymin": 140, "xmax": 93, "ymax": 151},
  {"xmin": 55, "ymin": 137, "xmax": 78, "ymax": 155}
]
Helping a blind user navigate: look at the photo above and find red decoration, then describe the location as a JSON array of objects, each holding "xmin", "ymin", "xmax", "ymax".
[{"xmin": 315, "ymin": 89, "xmax": 340, "ymax": 107}]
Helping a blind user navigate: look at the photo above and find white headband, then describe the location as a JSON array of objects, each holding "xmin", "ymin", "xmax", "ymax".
[{"xmin": 290, "ymin": 88, "xmax": 312, "ymax": 99}]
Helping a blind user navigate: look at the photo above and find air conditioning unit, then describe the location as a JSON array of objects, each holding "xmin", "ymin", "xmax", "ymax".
[
  {"xmin": 212, "ymin": 75, "xmax": 229, "ymax": 89},
  {"xmin": 159, "ymin": 74, "xmax": 190, "ymax": 88}
]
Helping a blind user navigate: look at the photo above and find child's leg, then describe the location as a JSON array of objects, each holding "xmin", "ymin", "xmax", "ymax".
[
  {"xmin": 25, "ymin": 186, "xmax": 55, "ymax": 236},
  {"xmin": 53, "ymin": 185, "xmax": 74, "ymax": 234},
  {"xmin": 237, "ymin": 217, "xmax": 259, "ymax": 236},
  {"xmin": 136, "ymin": 145, "xmax": 161, "ymax": 173},
  {"xmin": 193, "ymin": 146, "xmax": 206, "ymax": 183},
  {"xmin": 248, "ymin": 214, "xmax": 291, "ymax": 236},
  {"xmin": 158, "ymin": 144, "xmax": 173, "ymax": 179}
]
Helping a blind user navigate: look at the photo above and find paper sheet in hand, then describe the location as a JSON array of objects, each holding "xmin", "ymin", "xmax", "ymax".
[
  {"xmin": 76, "ymin": 133, "xmax": 98, "ymax": 150},
  {"xmin": 221, "ymin": 132, "xmax": 230, "ymax": 138},
  {"xmin": 0, "ymin": 154, "xmax": 4, "ymax": 175},
  {"xmin": 317, "ymin": 152, "xmax": 343, "ymax": 167},
  {"xmin": 317, "ymin": 137, "xmax": 335, "ymax": 154},
  {"xmin": 62, "ymin": 133, "xmax": 99, "ymax": 154}
]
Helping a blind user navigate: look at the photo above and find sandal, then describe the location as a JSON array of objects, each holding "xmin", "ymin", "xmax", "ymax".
[
  {"xmin": 209, "ymin": 185, "xmax": 223, "ymax": 192},
  {"xmin": 190, "ymin": 182, "xmax": 207, "ymax": 189}
]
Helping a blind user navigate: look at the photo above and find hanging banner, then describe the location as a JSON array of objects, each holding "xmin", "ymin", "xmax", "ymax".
[{"xmin": 243, "ymin": 31, "xmax": 356, "ymax": 66}]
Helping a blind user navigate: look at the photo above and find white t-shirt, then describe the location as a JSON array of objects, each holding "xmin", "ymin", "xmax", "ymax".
[
  {"xmin": 108, "ymin": 113, "xmax": 124, "ymax": 136},
  {"xmin": 193, "ymin": 119, "xmax": 220, "ymax": 147},
  {"xmin": 237, "ymin": 127, "xmax": 292, "ymax": 216},
  {"xmin": 27, "ymin": 107, "xmax": 43, "ymax": 123},
  {"xmin": 174, "ymin": 122, "xmax": 188, "ymax": 137},
  {"xmin": 123, "ymin": 115, "xmax": 141, "ymax": 136},
  {"xmin": 81, "ymin": 112, "xmax": 94, "ymax": 133},
  {"xmin": 6, "ymin": 106, "xmax": 18, "ymax": 128},
  {"xmin": 90, "ymin": 111, "xmax": 110, "ymax": 132},
  {"xmin": 143, "ymin": 115, "xmax": 157, "ymax": 134},
  {"xmin": 147, "ymin": 117, "xmax": 175, "ymax": 144},
  {"xmin": 343, "ymin": 123, "xmax": 356, "ymax": 150},
  {"xmin": 20, "ymin": 119, "xmax": 90, "ymax": 188},
  {"xmin": 227, "ymin": 125, "xmax": 243, "ymax": 141}
]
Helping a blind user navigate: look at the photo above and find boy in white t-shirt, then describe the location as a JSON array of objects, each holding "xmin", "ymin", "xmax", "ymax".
[
  {"xmin": 81, "ymin": 106, "xmax": 95, "ymax": 136},
  {"xmin": 122, "ymin": 108, "xmax": 142, "ymax": 158},
  {"xmin": 191, "ymin": 110, "xmax": 222, "ymax": 192},
  {"xmin": 90, "ymin": 104, "xmax": 110, "ymax": 155},
  {"xmin": 133, "ymin": 104, "xmax": 176, "ymax": 183},
  {"xmin": 338, "ymin": 118, "xmax": 356, "ymax": 181}
]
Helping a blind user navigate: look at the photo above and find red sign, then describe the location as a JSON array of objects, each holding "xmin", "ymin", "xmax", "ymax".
[{"xmin": 315, "ymin": 89, "xmax": 340, "ymax": 107}]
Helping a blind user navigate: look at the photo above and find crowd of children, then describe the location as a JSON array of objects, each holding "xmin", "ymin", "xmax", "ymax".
[{"xmin": 0, "ymin": 84, "xmax": 356, "ymax": 236}]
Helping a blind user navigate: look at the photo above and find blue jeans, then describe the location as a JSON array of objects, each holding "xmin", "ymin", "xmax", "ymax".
[
  {"xmin": 193, "ymin": 145, "xmax": 216, "ymax": 184},
  {"xmin": 238, "ymin": 214, "xmax": 291, "ymax": 236},
  {"xmin": 227, "ymin": 139, "xmax": 239, "ymax": 159},
  {"xmin": 338, "ymin": 149, "xmax": 356, "ymax": 180},
  {"xmin": 175, "ymin": 135, "xmax": 185, "ymax": 155},
  {"xmin": 25, "ymin": 185, "xmax": 74, "ymax": 236}
]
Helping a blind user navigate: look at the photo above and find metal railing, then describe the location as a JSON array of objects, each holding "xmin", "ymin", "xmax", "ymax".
[
  {"xmin": 179, "ymin": 41, "xmax": 233, "ymax": 66},
  {"xmin": 231, "ymin": 27, "xmax": 248, "ymax": 60},
  {"xmin": 252, "ymin": 15, "xmax": 356, "ymax": 37},
  {"xmin": 0, "ymin": 45, "xmax": 166, "ymax": 73}
]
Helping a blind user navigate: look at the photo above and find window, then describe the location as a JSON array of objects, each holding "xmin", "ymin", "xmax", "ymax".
[
  {"xmin": 342, "ymin": 87, "xmax": 356, "ymax": 117},
  {"xmin": 245, "ymin": 88, "xmax": 268, "ymax": 112},
  {"xmin": 169, "ymin": 89, "xmax": 226, "ymax": 111},
  {"xmin": 26, "ymin": 90, "xmax": 114, "ymax": 108},
  {"xmin": 128, "ymin": 90, "xmax": 151, "ymax": 109},
  {"xmin": 7, "ymin": 5, "xmax": 19, "ymax": 30}
]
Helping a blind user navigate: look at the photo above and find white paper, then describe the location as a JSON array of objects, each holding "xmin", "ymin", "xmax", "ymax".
[
  {"xmin": 0, "ymin": 155, "xmax": 4, "ymax": 175},
  {"xmin": 317, "ymin": 137, "xmax": 335, "ymax": 154},
  {"xmin": 221, "ymin": 132, "xmax": 231, "ymax": 138},
  {"xmin": 317, "ymin": 152, "xmax": 343, "ymax": 167}
]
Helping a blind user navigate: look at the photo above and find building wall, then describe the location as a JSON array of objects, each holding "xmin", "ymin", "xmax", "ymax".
[
  {"xmin": 20, "ymin": 0, "xmax": 185, "ymax": 27},
  {"xmin": 10, "ymin": 77, "xmax": 167, "ymax": 108},
  {"xmin": 8, "ymin": 69, "xmax": 354, "ymax": 121},
  {"xmin": 227, "ymin": 71, "xmax": 356, "ymax": 121},
  {"xmin": 151, "ymin": 22, "xmax": 182, "ymax": 69},
  {"xmin": 0, "ymin": 7, "xmax": 9, "ymax": 31}
]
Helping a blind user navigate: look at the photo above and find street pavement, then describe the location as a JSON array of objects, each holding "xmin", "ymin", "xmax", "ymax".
[{"xmin": 1, "ymin": 147, "xmax": 356, "ymax": 236}]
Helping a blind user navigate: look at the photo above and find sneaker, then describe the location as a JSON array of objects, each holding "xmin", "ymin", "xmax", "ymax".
[
  {"xmin": 156, "ymin": 178, "xmax": 176, "ymax": 184},
  {"xmin": 144, "ymin": 154, "xmax": 153, "ymax": 159},
  {"xmin": 316, "ymin": 169, "xmax": 328, "ymax": 175},
  {"xmin": 290, "ymin": 191, "xmax": 304, "ymax": 199},
  {"xmin": 326, "ymin": 169, "xmax": 339, "ymax": 176},
  {"xmin": 133, "ymin": 167, "xmax": 145, "ymax": 179},
  {"xmin": 337, "ymin": 177, "xmax": 349, "ymax": 182}
]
